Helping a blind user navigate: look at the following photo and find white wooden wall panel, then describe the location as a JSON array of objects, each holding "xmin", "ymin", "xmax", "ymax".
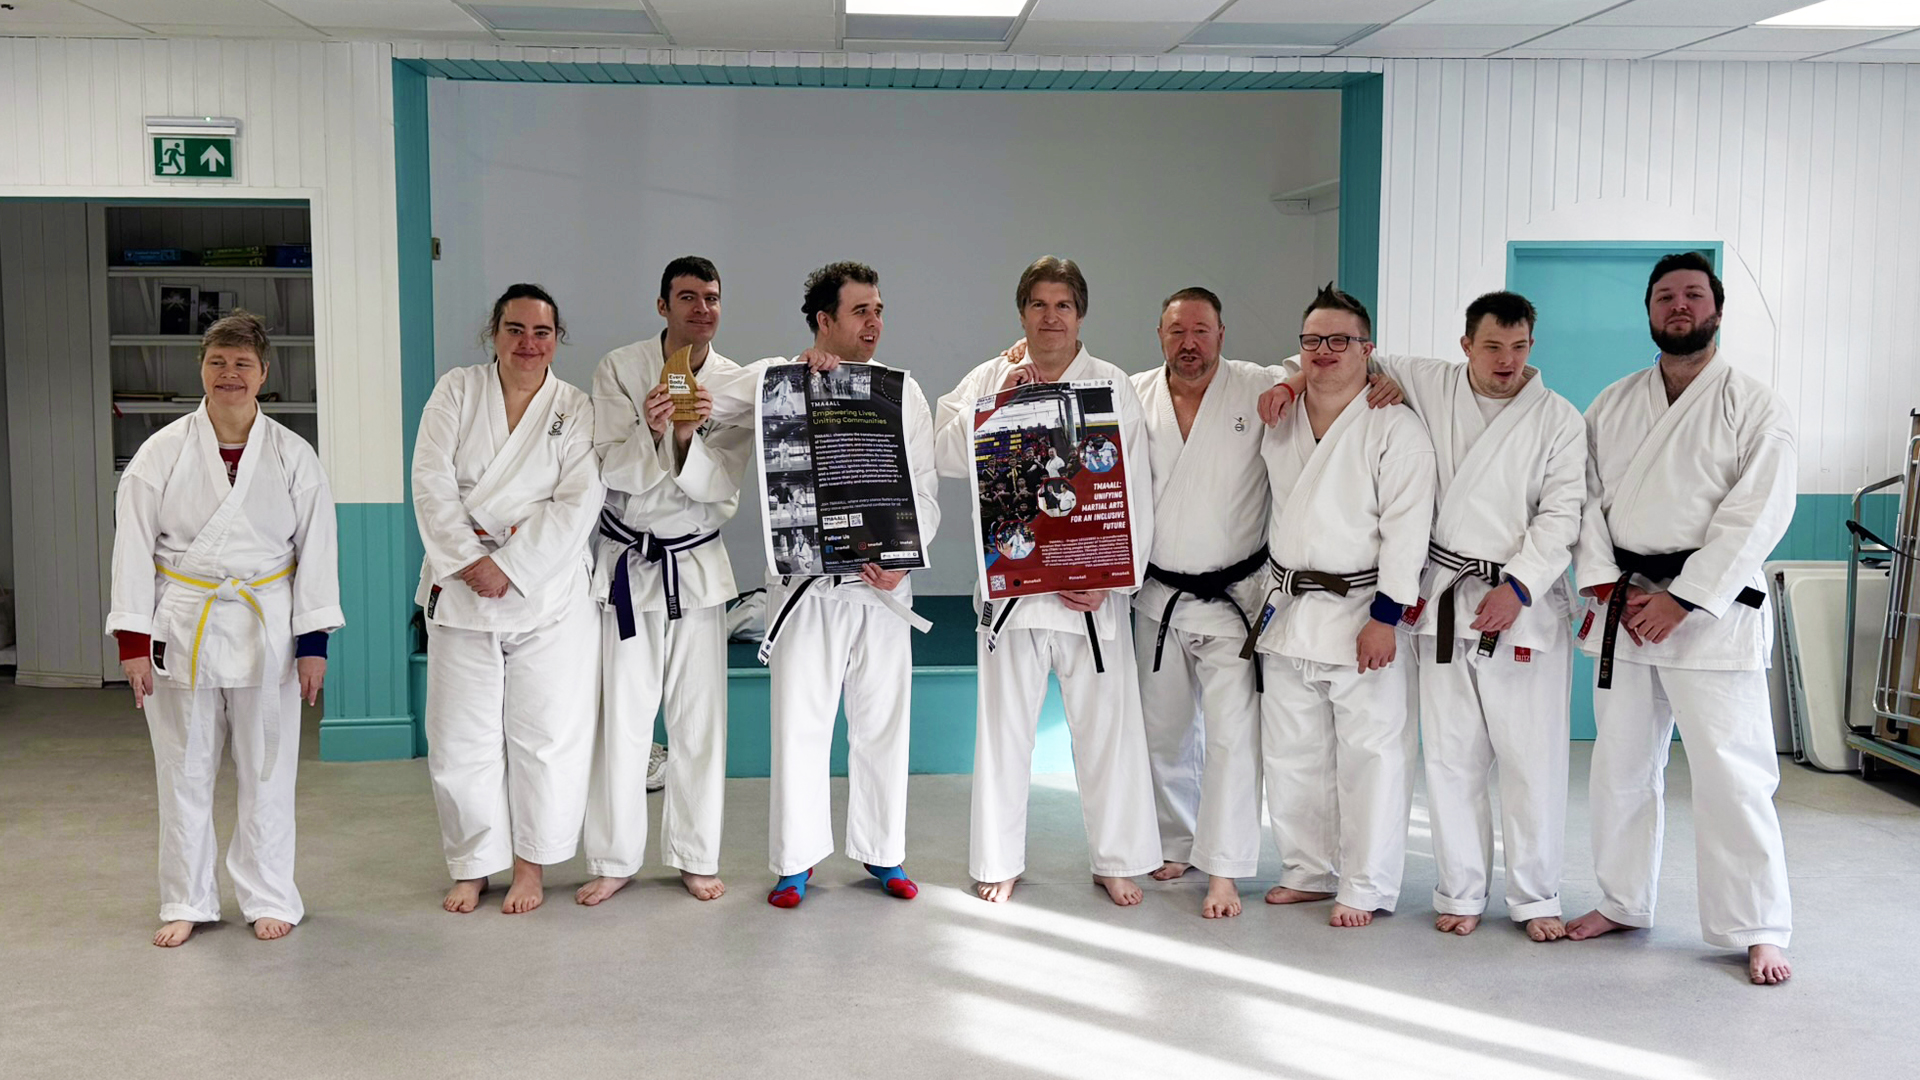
[
  {"xmin": 1377, "ymin": 58, "xmax": 1920, "ymax": 495},
  {"xmin": 0, "ymin": 38, "xmax": 402, "ymax": 504}
]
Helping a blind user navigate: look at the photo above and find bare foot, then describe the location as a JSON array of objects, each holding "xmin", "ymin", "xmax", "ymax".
[
  {"xmin": 1749, "ymin": 944, "xmax": 1792, "ymax": 985},
  {"xmin": 253, "ymin": 918, "xmax": 293, "ymax": 941},
  {"xmin": 153, "ymin": 920, "xmax": 196, "ymax": 947},
  {"xmin": 1150, "ymin": 860, "xmax": 1192, "ymax": 881},
  {"xmin": 502, "ymin": 858, "xmax": 544, "ymax": 914},
  {"xmin": 442, "ymin": 878, "xmax": 486, "ymax": 914},
  {"xmin": 1264, "ymin": 886, "xmax": 1334, "ymax": 905},
  {"xmin": 1435, "ymin": 913, "xmax": 1479, "ymax": 935},
  {"xmin": 574, "ymin": 875, "xmax": 631, "ymax": 906},
  {"xmin": 1330, "ymin": 902, "xmax": 1374, "ymax": 927},
  {"xmin": 681, "ymin": 871, "xmax": 725, "ymax": 901},
  {"xmin": 1201, "ymin": 876, "xmax": 1242, "ymax": 918},
  {"xmin": 1565, "ymin": 909, "xmax": 1632, "ymax": 941},
  {"xmin": 976, "ymin": 877, "xmax": 1018, "ymax": 903},
  {"xmin": 1527, "ymin": 916, "xmax": 1567, "ymax": 942},
  {"xmin": 1094, "ymin": 875, "xmax": 1143, "ymax": 906}
]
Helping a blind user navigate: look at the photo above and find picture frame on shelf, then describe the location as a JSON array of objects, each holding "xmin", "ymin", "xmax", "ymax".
[{"xmin": 158, "ymin": 284, "xmax": 196, "ymax": 335}]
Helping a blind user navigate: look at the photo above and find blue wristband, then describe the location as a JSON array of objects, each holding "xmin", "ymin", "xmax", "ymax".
[
  {"xmin": 1506, "ymin": 576, "xmax": 1531, "ymax": 606},
  {"xmin": 296, "ymin": 631, "xmax": 329, "ymax": 659},
  {"xmin": 1369, "ymin": 594, "xmax": 1405, "ymax": 625}
]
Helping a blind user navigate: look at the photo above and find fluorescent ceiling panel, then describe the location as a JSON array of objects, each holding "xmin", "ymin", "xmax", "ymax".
[
  {"xmin": 845, "ymin": 13, "xmax": 1016, "ymax": 39},
  {"xmin": 1760, "ymin": 0, "xmax": 1920, "ymax": 26},
  {"xmin": 468, "ymin": 3, "xmax": 657, "ymax": 32},
  {"xmin": 846, "ymin": 0, "xmax": 1026, "ymax": 14}
]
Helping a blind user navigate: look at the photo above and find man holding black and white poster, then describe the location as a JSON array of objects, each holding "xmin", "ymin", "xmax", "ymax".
[
  {"xmin": 935, "ymin": 255, "xmax": 1159, "ymax": 907},
  {"xmin": 705, "ymin": 262, "xmax": 940, "ymax": 909}
]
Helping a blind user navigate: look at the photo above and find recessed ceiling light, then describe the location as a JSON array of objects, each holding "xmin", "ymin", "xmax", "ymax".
[
  {"xmin": 1759, "ymin": 0, "xmax": 1920, "ymax": 28},
  {"xmin": 845, "ymin": 1, "xmax": 1027, "ymax": 15}
]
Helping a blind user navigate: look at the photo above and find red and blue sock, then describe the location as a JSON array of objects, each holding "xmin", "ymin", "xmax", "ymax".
[
  {"xmin": 866, "ymin": 864, "xmax": 918, "ymax": 900},
  {"xmin": 768, "ymin": 867, "xmax": 812, "ymax": 908}
]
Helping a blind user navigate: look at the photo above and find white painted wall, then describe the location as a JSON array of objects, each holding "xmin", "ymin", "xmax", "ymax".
[
  {"xmin": 1375, "ymin": 58, "xmax": 1920, "ymax": 497},
  {"xmin": 429, "ymin": 79, "xmax": 1341, "ymax": 593},
  {"xmin": 0, "ymin": 37, "xmax": 403, "ymax": 504}
]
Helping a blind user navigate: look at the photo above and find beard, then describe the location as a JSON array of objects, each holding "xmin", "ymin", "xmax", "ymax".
[{"xmin": 1650, "ymin": 312, "xmax": 1720, "ymax": 356}]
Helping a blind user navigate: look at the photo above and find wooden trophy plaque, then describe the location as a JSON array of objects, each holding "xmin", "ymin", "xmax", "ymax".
[{"xmin": 660, "ymin": 344, "xmax": 703, "ymax": 423}]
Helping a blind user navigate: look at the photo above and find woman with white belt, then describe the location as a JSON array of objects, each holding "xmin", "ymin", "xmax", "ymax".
[
  {"xmin": 107, "ymin": 311, "xmax": 344, "ymax": 947},
  {"xmin": 412, "ymin": 284, "xmax": 604, "ymax": 915}
]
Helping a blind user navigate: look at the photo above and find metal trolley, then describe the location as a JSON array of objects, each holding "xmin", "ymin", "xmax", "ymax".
[{"xmin": 1847, "ymin": 409, "xmax": 1920, "ymax": 779}]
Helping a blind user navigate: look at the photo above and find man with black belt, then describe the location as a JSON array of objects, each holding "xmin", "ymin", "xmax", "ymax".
[
  {"xmin": 1566, "ymin": 253, "xmax": 1796, "ymax": 986},
  {"xmin": 1252, "ymin": 284, "xmax": 1435, "ymax": 928},
  {"xmin": 578, "ymin": 256, "xmax": 750, "ymax": 906},
  {"xmin": 1361, "ymin": 292, "xmax": 1586, "ymax": 941},
  {"xmin": 1127, "ymin": 287, "xmax": 1287, "ymax": 918}
]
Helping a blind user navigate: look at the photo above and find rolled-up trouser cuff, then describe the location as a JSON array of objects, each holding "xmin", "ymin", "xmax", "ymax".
[
  {"xmin": 1706, "ymin": 928, "xmax": 1791, "ymax": 950},
  {"xmin": 1598, "ymin": 899, "xmax": 1655, "ymax": 929},
  {"xmin": 1508, "ymin": 896, "xmax": 1563, "ymax": 922},
  {"xmin": 1432, "ymin": 889, "xmax": 1488, "ymax": 917}
]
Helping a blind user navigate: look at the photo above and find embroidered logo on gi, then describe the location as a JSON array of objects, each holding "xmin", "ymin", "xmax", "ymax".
[
  {"xmin": 1234, "ymin": 416, "xmax": 1246, "ymax": 432},
  {"xmin": 1577, "ymin": 610, "xmax": 1594, "ymax": 640},
  {"xmin": 427, "ymin": 584, "xmax": 442, "ymax": 618},
  {"xmin": 151, "ymin": 639, "xmax": 168, "ymax": 673},
  {"xmin": 549, "ymin": 413, "xmax": 566, "ymax": 437},
  {"xmin": 1402, "ymin": 598, "xmax": 1427, "ymax": 626},
  {"xmin": 1513, "ymin": 646, "xmax": 1532, "ymax": 663}
]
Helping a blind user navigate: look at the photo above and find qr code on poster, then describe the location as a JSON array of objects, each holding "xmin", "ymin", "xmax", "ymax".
[{"xmin": 990, "ymin": 575, "xmax": 1006, "ymax": 591}]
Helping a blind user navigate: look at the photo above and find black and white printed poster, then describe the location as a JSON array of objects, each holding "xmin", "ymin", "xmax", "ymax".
[{"xmin": 756, "ymin": 360, "xmax": 927, "ymax": 577}]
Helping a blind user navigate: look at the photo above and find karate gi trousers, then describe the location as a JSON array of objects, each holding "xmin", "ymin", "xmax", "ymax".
[
  {"xmin": 425, "ymin": 598, "xmax": 598, "ymax": 880},
  {"xmin": 146, "ymin": 678, "xmax": 304, "ymax": 925},
  {"xmin": 1589, "ymin": 660, "xmax": 1792, "ymax": 949},
  {"xmin": 970, "ymin": 625, "xmax": 1161, "ymax": 884},
  {"xmin": 584, "ymin": 603, "xmax": 728, "ymax": 878},
  {"xmin": 1135, "ymin": 615, "xmax": 1263, "ymax": 878},
  {"xmin": 767, "ymin": 594, "xmax": 915, "ymax": 875},
  {"xmin": 1261, "ymin": 654, "xmax": 1418, "ymax": 912},
  {"xmin": 1416, "ymin": 635, "xmax": 1570, "ymax": 921}
]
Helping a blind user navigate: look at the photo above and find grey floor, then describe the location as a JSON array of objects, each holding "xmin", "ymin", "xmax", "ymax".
[{"xmin": 5, "ymin": 683, "xmax": 1919, "ymax": 1080}]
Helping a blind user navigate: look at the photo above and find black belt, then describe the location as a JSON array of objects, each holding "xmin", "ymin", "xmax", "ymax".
[
  {"xmin": 1240, "ymin": 559, "xmax": 1380, "ymax": 660},
  {"xmin": 757, "ymin": 573, "xmax": 846, "ymax": 664},
  {"xmin": 1427, "ymin": 541, "xmax": 1504, "ymax": 664},
  {"xmin": 1597, "ymin": 546, "xmax": 1764, "ymax": 690},
  {"xmin": 1144, "ymin": 546, "xmax": 1267, "ymax": 691},
  {"xmin": 980, "ymin": 595, "xmax": 1105, "ymax": 674},
  {"xmin": 599, "ymin": 508, "xmax": 720, "ymax": 639}
]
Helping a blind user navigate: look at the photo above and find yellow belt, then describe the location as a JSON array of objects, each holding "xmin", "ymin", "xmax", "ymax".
[{"xmin": 156, "ymin": 560, "xmax": 297, "ymax": 783}]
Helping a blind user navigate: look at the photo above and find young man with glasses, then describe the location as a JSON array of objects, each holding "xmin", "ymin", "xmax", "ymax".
[{"xmin": 1250, "ymin": 284, "xmax": 1435, "ymax": 928}]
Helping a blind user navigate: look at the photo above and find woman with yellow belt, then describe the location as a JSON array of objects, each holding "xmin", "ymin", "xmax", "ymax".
[{"xmin": 106, "ymin": 311, "xmax": 343, "ymax": 947}]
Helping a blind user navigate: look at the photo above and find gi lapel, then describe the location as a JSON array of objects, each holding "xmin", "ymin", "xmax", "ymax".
[
  {"xmin": 174, "ymin": 403, "xmax": 268, "ymax": 576},
  {"xmin": 1434, "ymin": 370, "xmax": 1547, "ymax": 539},
  {"xmin": 1280, "ymin": 389, "xmax": 1367, "ymax": 525},
  {"xmin": 465, "ymin": 364, "xmax": 562, "ymax": 536},
  {"xmin": 1611, "ymin": 357, "xmax": 1730, "ymax": 517}
]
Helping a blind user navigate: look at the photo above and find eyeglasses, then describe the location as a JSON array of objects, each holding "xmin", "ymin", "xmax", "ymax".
[{"xmin": 1299, "ymin": 334, "xmax": 1370, "ymax": 352}]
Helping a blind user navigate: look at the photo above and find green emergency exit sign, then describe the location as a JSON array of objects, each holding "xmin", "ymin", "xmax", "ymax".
[{"xmin": 152, "ymin": 136, "xmax": 235, "ymax": 179}]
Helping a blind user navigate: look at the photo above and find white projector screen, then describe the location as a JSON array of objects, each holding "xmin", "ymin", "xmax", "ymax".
[{"xmin": 429, "ymin": 80, "xmax": 1342, "ymax": 594}]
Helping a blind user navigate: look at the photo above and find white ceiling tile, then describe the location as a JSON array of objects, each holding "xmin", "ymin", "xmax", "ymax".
[
  {"xmin": 1585, "ymin": 0, "xmax": 1811, "ymax": 26},
  {"xmin": 1028, "ymin": 0, "xmax": 1221, "ymax": 20},
  {"xmin": 1496, "ymin": 46, "xmax": 1665, "ymax": 58},
  {"xmin": 1522, "ymin": 24, "xmax": 1726, "ymax": 49},
  {"xmin": 1341, "ymin": 22, "xmax": 1557, "ymax": 49},
  {"xmin": 650, "ymin": 10, "xmax": 837, "ymax": 47},
  {"xmin": 1849, "ymin": 26, "xmax": 1920, "ymax": 47},
  {"xmin": 274, "ymin": 0, "xmax": 486, "ymax": 33},
  {"xmin": 1657, "ymin": 47, "xmax": 1823, "ymax": 58},
  {"xmin": 82, "ymin": 0, "xmax": 308, "ymax": 27},
  {"xmin": 135, "ymin": 22, "xmax": 327, "ymax": 37},
  {"xmin": 1344, "ymin": 45, "xmax": 1513, "ymax": 56},
  {"xmin": 1169, "ymin": 42, "xmax": 1338, "ymax": 54},
  {"xmin": 1218, "ymin": 0, "xmax": 1429, "ymax": 23},
  {"xmin": 491, "ymin": 28, "xmax": 673, "ymax": 44},
  {"xmin": 1012, "ymin": 19, "xmax": 1195, "ymax": 50},
  {"xmin": 0, "ymin": 0, "xmax": 148, "ymax": 33},
  {"xmin": 647, "ymin": 0, "xmax": 827, "ymax": 13},
  {"xmin": 1393, "ymin": 0, "xmax": 1617, "ymax": 25},
  {"xmin": 1701, "ymin": 24, "xmax": 1900, "ymax": 48},
  {"xmin": 1814, "ymin": 45, "xmax": 1920, "ymax": 59}
]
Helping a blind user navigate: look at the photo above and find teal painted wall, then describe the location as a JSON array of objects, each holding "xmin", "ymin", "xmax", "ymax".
[
  {"xmin": 318, "ymin": 502, "xmax": 416, "ymax": 760},
  {"xmin": 1338, "ymin": 75, "xmax": 1384, "ymax": 326}
]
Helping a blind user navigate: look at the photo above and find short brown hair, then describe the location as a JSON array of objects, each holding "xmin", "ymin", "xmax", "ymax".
[
  {"xmin": 1301, "ymin": 282, "xmax": 1371, "ymax": 337},
  {"xmin": 1162, "ymin": 286, "xmax": 1223, "ymax": 320},
  {"xmin": 199, "ymin": 309, "xmax": 272, "ymax": 365},
  {"xmin": 1016, "ymin": 256, "xmax": 1089, "ymax": 317}
]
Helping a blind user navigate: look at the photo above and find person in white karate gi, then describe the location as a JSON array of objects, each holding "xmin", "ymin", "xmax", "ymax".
[
  {"xmin": 1254, "ymin": 284, "xmax": 1435, "ymax": 928},
  {"xmin": 1306, "ymin": 292, "xmax": 1586, "ymax": 940},
  {"xmin": 935, "ymin": 256, "xmax": 1160, "ymax": 906},
  {"xmin": 576, "ymin": 257, "xmax": 750, "ymax": 908},
  {"xmin": 1563, "ymin": 253, "xmax": 1796, "ymax": 986},
  {"xmin": 412, "ymin": 284, "xmax": 605, "ymax": 916},
  {"xmin": 698, "ymin": 263, "xmax": 940, "ymax": 907},
  {"xmin": 107, "ymin": 311, "xmax": 343, "ymax": 947}
]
